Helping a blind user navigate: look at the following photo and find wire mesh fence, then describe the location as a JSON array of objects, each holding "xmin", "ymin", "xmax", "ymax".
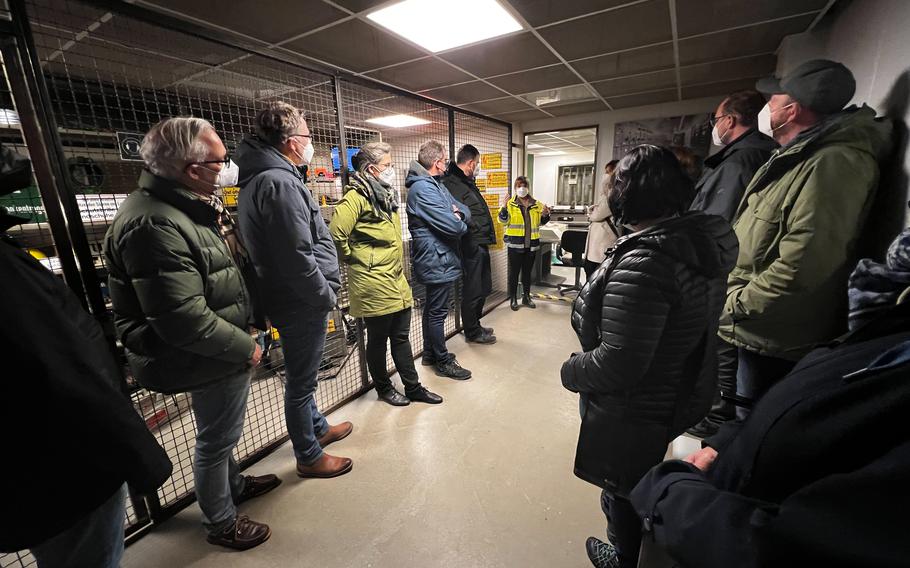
[{"xmin": 1, "ymin": 0, "xmax": 511, "ymax": 564}]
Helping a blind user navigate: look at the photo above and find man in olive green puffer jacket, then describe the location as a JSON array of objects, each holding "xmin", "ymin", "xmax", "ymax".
[
  {"xmin": 719, "ymin": 60, "xmax": 894, "ymax": 416},
  {"xmin": 104, "ymin": 118, "xmax": 279, "ymax": 551}
]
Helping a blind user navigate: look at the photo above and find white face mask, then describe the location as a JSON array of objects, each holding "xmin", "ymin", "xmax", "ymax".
[
  {"xmin": 758, "ymin": 102, "xmax": 795, "ymax": 138},
  {"xmin": 196, "ymin": 159, "xmax": 239, "ymax": 188},
  {"xmin": 711, "ymin": 121, "xmax": 729, "ymax": 147},
  {"xmin": 472, "ymin": 161, "xmax": 482, "ymax": 179},
  {"xmin": 516, "ymin": 186, "xmax": 529, "ymax": 198},
  {"xmin": 375, "ymin": 164, "xmax": 396, "ymax": 185}
]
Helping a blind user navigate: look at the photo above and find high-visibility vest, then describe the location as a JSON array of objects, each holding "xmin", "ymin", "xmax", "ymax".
[{"xmin": 502, "ymin": 197, "xmax": 543, "ymax": 250}]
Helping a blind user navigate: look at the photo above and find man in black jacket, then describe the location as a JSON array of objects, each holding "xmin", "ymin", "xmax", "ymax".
[
  {"xmin": 688, "ymin": 90, "xmax": 777, "ymax": 439},
  {"xmin": 631, "ymin": 301, "xmax": 910, "ymax": 568},
  {"xmin": 442, "ymin": 144, "xmax": 497, "ymax": 344},
  {"xmin": 0, "ymin": 239, "xmax": 172, "ymax": 566},
  {"xmin": 237, "ymin": 102, "xmax": 354, "ymax": 480}
]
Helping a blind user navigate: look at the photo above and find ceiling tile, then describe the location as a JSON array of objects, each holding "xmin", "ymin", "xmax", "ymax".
[
  {"xmin": 330, "ymin": 0, "xmax": 390, "ymax": 13},
  {"xmin": 538, "ymin": 0, "xmax": 672, "ymax": 61},
  {"xmin": 145, "ymin": 0, "xmax": 348, "ymax": 44},
  {"xmin": 419, "ymin": 81, "xmax": 507, "ymax": 105},
  {"xmin": 544, "ymin": 100, "xmax": 609, "ymax": 116},
  {"xmin": 494, "ymin": 108, "xmax": 551, "ymax": 122},
  {"xmin": 593, "ymin": 69, "xmax": 678, "ymax": 97},
  {"xmin": 438, "ymin": 32, "xmax": 557, "ymax": 78},
  {"xmin": 486, "ymin": 64, "xmax": 579, "ymax": 94},
  {"xmin": 283, "ymin": 19, "xmax": 425, "ymax": 73},
  {"xmin": 678, "ymin": 15, "xmax": 816, "ymax": 66},
  {"xmin": 675, "ymin": 0, "xmax": 829, "ymax": 38},
  {"xmin": 681, "ymin": 77, "xmax": 764, "ymax": 100},
  {"xmin": 507, "ymin": 0, "xmax": 637, "ymax": 27},
  {"xmin": 680, "ymin": 54, "xmax": 776, "ymax": 85},
  {"xmin": 463, "ymin": 97, "xmax": 536, "ymax": 115},
  {"xmin": 366, "ymin": 58, "xmax": 473, "ymax": 91},
  {"xmin": 606, "ymin": 88, "xmax": 678, "ymax": 109},
  {"xmin": 572, "ymin": 43, "xmax": 675, "ymax": 82}
]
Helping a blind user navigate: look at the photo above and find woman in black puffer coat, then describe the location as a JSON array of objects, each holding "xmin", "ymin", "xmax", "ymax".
[{"xmin": 561, "ymin": 145, "xmax": 738, "ymax": 568}]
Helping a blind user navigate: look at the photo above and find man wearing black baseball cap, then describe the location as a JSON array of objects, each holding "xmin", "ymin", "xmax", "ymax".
[{"xmin": 718, "ymin": 59, "xmax": 894, "ymax": 415}]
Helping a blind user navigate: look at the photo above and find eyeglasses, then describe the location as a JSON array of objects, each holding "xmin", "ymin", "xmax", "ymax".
[
  {"xmin": 191, "ymin": 155, "xmax": 231, "ymax": 167},
  {"xmin": 708, "ymin": 114, "xmax": 732, "ymax": 127},
  {"xmin": 288, "ymin": 134, "xmax": 311, "ymax": 141}
]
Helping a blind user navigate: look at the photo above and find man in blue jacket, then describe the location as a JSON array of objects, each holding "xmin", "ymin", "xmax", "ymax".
[
  {"xmin": 406, "ymin": 140, "xmax": 473, "ymax": 380},
  {"xmin": 237, "ymin": 102, "xmax": 354, "ymax": 480}
]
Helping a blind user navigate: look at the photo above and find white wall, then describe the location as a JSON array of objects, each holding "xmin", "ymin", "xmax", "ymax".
[
  {"xmin": 516, "ymin": 96, "xmax": 720, "ymax": 192},
  {"xmin": 529, "ymin": 150, "xmax": 595, "ymax": 206},
  {"xmin": 777, "ymin": 0, "xmax": 910, "ymax": 240}
]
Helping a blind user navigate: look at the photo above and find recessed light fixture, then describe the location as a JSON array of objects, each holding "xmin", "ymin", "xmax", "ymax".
[
  {"xmin": 367, "ymin": 0, "xmax": 523, "ymax": 53},
  {"xmin": 537, "ymin": 151, "xmax": 566, "ymax": 156},
  {"xmin": 365, "ymin": 114, "xmax": 431, "ymax": 128},
  {"xmin": 527, "ymin": 144, "xmax": 546, "ymax": 149}
]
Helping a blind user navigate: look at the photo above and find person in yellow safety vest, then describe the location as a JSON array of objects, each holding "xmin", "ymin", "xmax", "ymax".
[{"xmin": 498, "ymin": 176, "xmax": 550, "ymax": 311}]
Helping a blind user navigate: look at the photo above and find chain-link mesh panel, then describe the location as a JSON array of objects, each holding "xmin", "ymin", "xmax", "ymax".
[
  {"xmin": 454, "ymin": 112, "xmax": 511, "ymax": 309},
  {"xmin": 337, "ymin": 79, "xmax": 454, "ymax": 380}
]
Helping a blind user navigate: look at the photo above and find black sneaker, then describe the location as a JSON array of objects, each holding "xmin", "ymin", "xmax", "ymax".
[
  {"xmin": 482, "ymin": 326, "xmax": 494, "ymax": 335},
  {"xmin": 406, "ymin": 385, "xmax": 443, "ymax": 404},
  {"xmin": 234, "ymin": 474, "xmax": 282, "ymax": 505},
  {"xmin": 377, "ymin": 388, "xmax": 410, "ymax": 406},
  {"xmin": 435, "ymin": 359, "xmax": 472, "ymax": 380},
  {"xmin": 421, "ymin": 354, "xmax": 435, "ymax": 366},
  {"xmin": 465, "ymin": 330, "xmax": 497, "ymax": 344},
  {"xmin": 207, "ymin": 515, "xmax": 271, "ymax": 551},
  {"xmin": 585, "ymin": 537, "xmax": 620, "ymax": 568}
]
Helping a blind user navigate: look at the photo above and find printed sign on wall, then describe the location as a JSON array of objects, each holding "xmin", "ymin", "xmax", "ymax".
[{"xmin": 481, "ymin": 153, "xmax": 502, "ymax": 170}]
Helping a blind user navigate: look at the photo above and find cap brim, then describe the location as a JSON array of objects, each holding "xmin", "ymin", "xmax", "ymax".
[{"xmin": 755, "ymin": 76, "xmax": 783, "ymax": 95}]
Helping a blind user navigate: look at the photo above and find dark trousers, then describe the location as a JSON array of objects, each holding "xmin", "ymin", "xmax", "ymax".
[
  {"xmin": 364, "ymin": 308, "xmax": 420, "ymax": 394},
  {"xmin": 601, "ymin": 490, "xmax": 641, "ymax": 568},
  {"xmin": 507, "ymin": 247, "xmax": 535, "ymax": 299},
  {"xmin": 422, "ymin": 282, "xmax": 454, "ymax": 365},
  {"xmin": 735, "ymin": 347, "xmax": 797, "ymax": 420},
  {"xmin": 702, "ymin": 339, "xmax": 739, "ymax": 426},
  {"xmin": 583, "ymin": 259, "xmax": 601, "ymax": 281},
  {"xmin": 461, "ymin": 244, "xmax": 492, "ymax": 338}
]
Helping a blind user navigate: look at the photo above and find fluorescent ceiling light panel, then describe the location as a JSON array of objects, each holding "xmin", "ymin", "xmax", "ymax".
[
  {"xmin": 365, "ymin": 114, "xmax": 431, "ymax": 128},
  {"xmin": 536, "ymin": 151, "xmax": 566, "ymax": 156},
  {"xmin": 367, "ymin": 0, "xmax": 522, "ymax": 53},
  {"xmin": 527, "ymin": 143, "xmax": 546, "ymax": 149}
]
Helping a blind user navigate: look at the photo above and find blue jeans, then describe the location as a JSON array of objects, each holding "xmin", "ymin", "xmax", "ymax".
[
  {"xmin": 190, "ymin": 370, "xmax": 251, "ymax": 534},
  {"xmin": 735, "ymin": 348, "xmax": 796, "ymax": 420},
  {"xmin": 31, "ymin": 484, "xmax": 127, "ymax": 568},
  {"xmin": 275, "ymin": 310, "xmax": 330, "ymax": 465},
  {"xmin": 422, "ymin": 282, "xmax": 454, "ymax": 365}
]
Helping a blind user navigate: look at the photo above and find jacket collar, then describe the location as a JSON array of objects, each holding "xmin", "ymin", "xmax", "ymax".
[
  {"xmin": 139, "ymin": 169, "xmax": 218, "ymax": 226},
  {"xmin": 704, "ymin": 128, "xmax": 771, "ymax": 168},
  {"xmin": 509, "ymin": 195, "xmax": 538, "ymax": 209},
  {"xmin": 445, "ymin": 161, "xmax": 478, "ymax": 188}
]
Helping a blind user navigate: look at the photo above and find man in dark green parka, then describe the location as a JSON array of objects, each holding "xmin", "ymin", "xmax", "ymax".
[
  {"xmin": 720, "ymin": 60, "xmax": 894, "ymax": 416},
  {"xmin": 104, "ymin": 118, "xmax": 279, "ymax": 551}
]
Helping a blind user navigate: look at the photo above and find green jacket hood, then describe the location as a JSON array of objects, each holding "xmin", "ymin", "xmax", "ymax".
[{"xmin": 785, "ymin": 105, "xmax": 893, "ymax": 162}]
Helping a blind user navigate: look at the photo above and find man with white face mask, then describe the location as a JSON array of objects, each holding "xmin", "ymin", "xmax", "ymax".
[
  {"xmin": 720, "ymin": 59, "xmax": 893, "ymax": 417},
  {"xmin": 104, "ymin": 117, "xmax": 280, "ymax": 550},
  {"xmin": 236, "ymin": 102, "xmax": 353, "ymax": 480},
  {"xmin": 687, "ymin": 90, "xmax": 776, "ymax": 439}
]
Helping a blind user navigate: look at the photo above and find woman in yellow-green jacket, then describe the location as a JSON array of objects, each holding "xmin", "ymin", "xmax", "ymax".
[{"xmin": 329, "ymin": 142, "xmax": 442, "ymax": 407}]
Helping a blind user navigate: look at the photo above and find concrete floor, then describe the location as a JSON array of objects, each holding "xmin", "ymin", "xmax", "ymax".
[{"xmin": 123, "ymin": 296, "xmax": 607, "ymax": 568}]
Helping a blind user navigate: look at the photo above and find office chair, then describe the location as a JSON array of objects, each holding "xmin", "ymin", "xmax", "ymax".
[{"xmin": 557, "ymin": 229, "xmax": 588, "ymax": 296}]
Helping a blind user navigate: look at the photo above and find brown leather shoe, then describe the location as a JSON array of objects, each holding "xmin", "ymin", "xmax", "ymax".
[
  {"xmin": 234, "ymin": 474, "xmax": 282, "ymax": 505},
  {"xmin": 296, "ymin": 453, "xmax": 353, "ymax": 479},
  {"xmin": 317, "ymin": 421, "xmax": 353, "ymax": 448},
  {"xmin": 206, "ymin": 515, "xmax": 271, "ymax": 550}
]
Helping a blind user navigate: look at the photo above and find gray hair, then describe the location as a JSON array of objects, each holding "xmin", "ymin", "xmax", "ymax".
[
  {"xmin": 140, "ymin": 117, "xmax": 213, "ymax": 179},
  {"xmin": 256, "ymin": 101, "xmax": 304, "ymax": 146},
  {"xmin": 357, "ymin": 141, "xmax": 392, "ymax": 174},
  {"xmin": 417, "ymin": 140, "xmax": 446, "ymax": 169}
]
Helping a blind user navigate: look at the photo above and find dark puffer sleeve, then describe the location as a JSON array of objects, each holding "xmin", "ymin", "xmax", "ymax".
[{"xmin": 562, "ymin": 250, "xmax": 675, "ymax": 394}]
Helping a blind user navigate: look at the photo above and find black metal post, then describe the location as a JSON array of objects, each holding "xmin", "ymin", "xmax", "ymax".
[
  {"xmin": 448, "ymin": 108, "xmax": 456, "ymax": 162},
  {"xmin": 8, "ymin": 0, "xmax": 108, "ymax": 321}
]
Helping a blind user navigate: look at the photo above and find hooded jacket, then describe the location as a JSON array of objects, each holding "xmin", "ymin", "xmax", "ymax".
[
  {"xmin": 405, "ymin": 160, "xmax": 470, "ymax": 285},
  {"xmin": 690, "ymin": 128, "xmax": 777, "ymax": 221},
  {"xmin": 235, "ymin": 136, "xmax": 341, "ymax": 319},
  {"xmin": 720, "ymin": 105, "xmax": 893, "ymax": 360},
  {"xmin": 441, "ymin": 161, "xmax": 496, "ymax": 247},
  {"xmin": 561, "ymin": 212, "xmax": 738, "ymax": 494},
  {"xmin": 329, "ymin": 172, "xmax": 413, "ymax": 318},
  {"xmin": 104, "ymin": 171, "xmax": 256, "ymax": 393}
]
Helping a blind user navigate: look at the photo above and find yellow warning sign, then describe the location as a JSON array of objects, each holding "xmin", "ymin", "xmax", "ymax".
[
  {"xmin": 491, "ymin": 217, "xmax": 504, "ymax": 250},
  {"xmin": 222, "ymin": 186, "xmax": 239, "ymax": 207},
  {"xmin": 488, "ymin": 171, "xmax": 509, "ymax": 188},
  {"xmin": 481, "ymin": 153, "xmax": 502, "ymax": 170},
  {"xmin": 482, "ymin": 192, "xmax": 500, "ymax": 208},
  {"xmin": 327, "ymin": 318, "xmax": 336, "ymax": 333},
  {"xmin": 475, "ymin": 177, "xmax": 487, "ymax": 190}
]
